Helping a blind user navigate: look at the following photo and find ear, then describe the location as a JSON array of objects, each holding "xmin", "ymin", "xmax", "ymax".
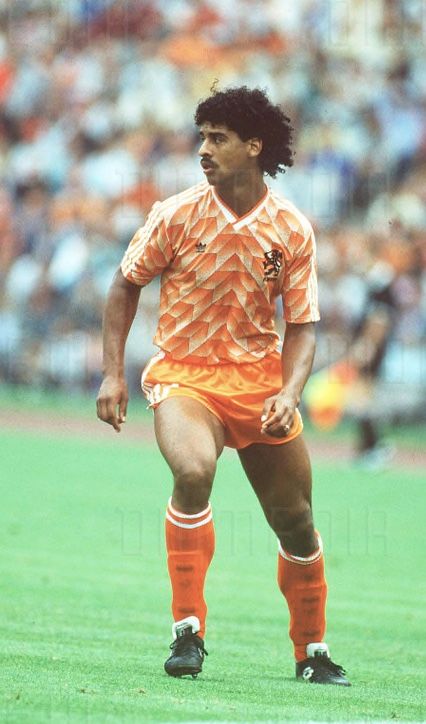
[{"xmin": 247, "ymin": 137, "xmax": 263, "ymax": 158}]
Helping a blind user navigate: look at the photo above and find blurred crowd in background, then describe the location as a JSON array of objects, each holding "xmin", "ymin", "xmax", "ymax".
[{"xmin": 0, "ymin": 0, "xmax": 425, "ymax": 421}]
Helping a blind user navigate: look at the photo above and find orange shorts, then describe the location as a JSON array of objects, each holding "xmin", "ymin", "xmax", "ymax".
[{"xmin": 141, "ymin": 350, "xmax": 303, "ymax": 450}]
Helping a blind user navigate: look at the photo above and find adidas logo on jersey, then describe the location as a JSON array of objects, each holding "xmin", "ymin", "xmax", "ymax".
[{"xmin": 195, "ymin": 242, "xmax": 207, "ymax": 253}]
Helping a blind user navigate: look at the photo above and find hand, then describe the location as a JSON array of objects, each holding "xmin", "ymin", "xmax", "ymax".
[
  {"xmin": 96, "ymin": 376, "xmax": 129, "ymax": 433},
  {"xmin": 260, "ymin": 391, "xmax": 297, "ymax": 438}
]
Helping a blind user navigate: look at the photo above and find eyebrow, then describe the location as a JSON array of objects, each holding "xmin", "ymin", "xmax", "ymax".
[{"xmin": 199, "ymin": 130, "xmax": 228, "ymax": 140}]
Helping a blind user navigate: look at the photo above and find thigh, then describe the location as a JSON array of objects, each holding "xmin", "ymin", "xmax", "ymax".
[
  {"xmin": 154, "ymin": 396, "xmax": 225, "ymax": 478},
  {"xmin": 238, "ymin": 434, "xmax": 313, "ymax": 511}
]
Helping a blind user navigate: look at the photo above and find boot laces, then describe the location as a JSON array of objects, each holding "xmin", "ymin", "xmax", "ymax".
[
  {"xmin": 315, "ymin": 656, "xmax": 346, "ymax": 676},
  {"xmin": 170, "ymin": 634, "xmax": 208, "ymax": 657}
]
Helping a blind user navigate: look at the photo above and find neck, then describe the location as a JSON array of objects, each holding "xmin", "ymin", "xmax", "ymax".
[{"xmin": 214, "ymin": 172, "xmax": 266, "ymax": 218}]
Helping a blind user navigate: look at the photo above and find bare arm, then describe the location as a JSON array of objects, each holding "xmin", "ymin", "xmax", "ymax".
[
  {"xmin": 96, "ymin": 268, "xmax": 142, "ymax": 432},
  {"xmin": 261, "ymin": 322, "xmax": 316, "ymax": 438}
]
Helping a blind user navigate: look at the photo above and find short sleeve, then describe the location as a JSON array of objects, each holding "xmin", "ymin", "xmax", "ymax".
[
  {"xmin": 121, "ymin": 202, "xmax": 174, "ymax": 286},
  {"xmin": 282, "ymin": 228, "xmax": 320, "ymax": 323}
]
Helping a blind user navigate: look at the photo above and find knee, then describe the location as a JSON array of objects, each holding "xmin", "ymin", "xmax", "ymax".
[
  {"xmin": 269, "ymin": 503, "xmax": 316, "ymax": 556},
  {"xmin": 172, "ymin": 459, "xmax": 215, "ymax": 512},
  {"xmin": 269, "ymin": 502, "xmax": 313, "ymax": 536}
]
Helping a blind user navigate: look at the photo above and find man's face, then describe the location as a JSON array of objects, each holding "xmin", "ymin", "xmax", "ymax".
[{"xmin": 198, "ymin": 122, "xmax": 261, "ymax": 188}]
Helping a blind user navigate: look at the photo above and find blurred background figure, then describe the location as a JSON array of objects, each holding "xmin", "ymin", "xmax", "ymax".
[
  {"xmin": 0, "ymin": 0, "xmax": 425, "ymax": 455},
  {"xmin": 344, "ymin": 231, "xmax": 425, "ymax": 469}
]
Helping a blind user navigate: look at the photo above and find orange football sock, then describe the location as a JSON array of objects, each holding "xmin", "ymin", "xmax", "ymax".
[
  {"xmin": 277, "ymin": 533, "xmax": 327, "ymax": 662},
  {"xmin": 165, "ymin": 498, "xmax": 215, "ymax": 640}
]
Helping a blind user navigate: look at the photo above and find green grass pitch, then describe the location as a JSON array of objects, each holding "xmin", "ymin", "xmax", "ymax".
[{"xmin": 1, "ymin": 394, "xmax": 425, "ymax": 722}]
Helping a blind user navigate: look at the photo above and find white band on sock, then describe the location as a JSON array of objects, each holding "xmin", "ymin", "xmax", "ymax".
[
  {"xmin": 168, "ymin": 497, "xmax": 211, "ymax": 519},
  {"xmin": 166, "ymin": 510, "xmax": 212, "ymax": 529},
  {"xmin": 278, "ymin": 532, "xmax": 323, "ymax": 565}
]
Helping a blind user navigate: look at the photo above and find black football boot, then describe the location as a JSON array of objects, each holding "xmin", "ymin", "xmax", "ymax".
[
  {"xmin": 296, "ymin": 643, "xmax": 350, "ymax": 686},
  {"xmin": 164, "ymin": 618, "xmax": 208, "ymax": 679}
]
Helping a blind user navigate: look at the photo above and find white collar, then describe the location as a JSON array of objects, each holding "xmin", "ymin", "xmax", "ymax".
[{"xmin": 211, "ymin": 185, "xmax": 269, "ymax": 230}]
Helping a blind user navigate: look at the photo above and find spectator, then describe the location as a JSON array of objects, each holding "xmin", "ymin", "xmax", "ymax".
[{"xmin": 0, "ymin": 0, "xmax": 424, "ymax": 408}]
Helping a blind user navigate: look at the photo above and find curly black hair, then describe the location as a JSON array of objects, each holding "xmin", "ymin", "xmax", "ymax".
[{"xmin": 194, "ymin": 85, "xmax": 294, "ymax": 178}]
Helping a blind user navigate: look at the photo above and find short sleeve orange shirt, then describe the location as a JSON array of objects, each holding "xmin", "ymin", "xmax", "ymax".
[{"xmin": 121, "ymin": 182, "xmax": 319, "ymax": 365}]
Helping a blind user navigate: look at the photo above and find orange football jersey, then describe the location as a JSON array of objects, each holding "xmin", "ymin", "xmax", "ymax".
[{"xmin": 121, "ymin": 181, "xmax": 319, "ymax": 364}]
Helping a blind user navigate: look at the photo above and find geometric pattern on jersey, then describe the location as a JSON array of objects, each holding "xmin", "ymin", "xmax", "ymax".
[{"xmin": 121, "ymin": 181, "xmax": 319, "ymax": 364}]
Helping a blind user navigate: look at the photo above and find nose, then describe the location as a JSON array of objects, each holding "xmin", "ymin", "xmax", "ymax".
[{"xmin": 198, "ymin": 139, "xmax": 211, "ymax": 157}]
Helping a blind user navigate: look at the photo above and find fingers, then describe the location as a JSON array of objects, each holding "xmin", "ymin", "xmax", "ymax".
[
  {"xmin": 262, "ymin": 416, "xmax": 293, "ymax": 438},
  {"xmin": 107, "ymin": 403, "xmax": 122, "ymax": 433},
  {"xmin": 97, "ymin": 397, "xmax": 121, "ymax": 432},
  {"xmin": 118, "ymin": 397, "xmax": 128, "ymax": 425},
  {"xmin": 261, "ymin": 396, "xmax": 275, "ymax": 424},
  {"xmin": 96, "ymin": 385, "xmax": 128, "ymax": 433},
  {"xmin": 261, "ymin": 396, "xmax": 295, "ymax": 438},
  {"xmin": 263, "ymin": 419, "xmax": 293, "ymax": 438}
]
